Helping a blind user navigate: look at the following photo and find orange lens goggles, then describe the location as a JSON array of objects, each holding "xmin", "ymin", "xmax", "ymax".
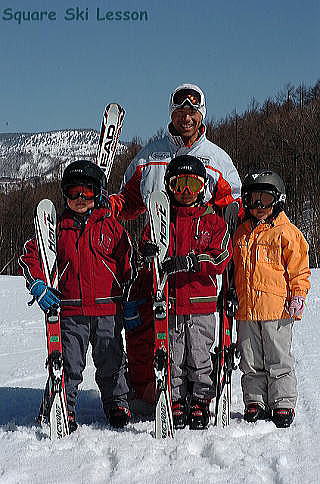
[
  {"xmin": 64, "ymin": 184, "xmax": 96, "ymax": 200},
  {"xmin": 169, "ymin": 174, "xmax": 205, "ymax": 194}
]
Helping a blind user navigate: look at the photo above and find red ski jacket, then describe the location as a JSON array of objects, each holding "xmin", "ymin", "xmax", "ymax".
[
  {"xmin": 141, "ymin": 204, "xmax": 232, "ymax": 315},
  {"xmin": 19, "ymin": 208, "xmax": 135, "ymax": 317}
]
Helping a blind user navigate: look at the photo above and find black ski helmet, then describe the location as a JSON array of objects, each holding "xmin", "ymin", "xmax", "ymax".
[
  {"xmin": 61, "ymin": 160, "xmax": 107, "ymax": 206},
  {"xmin": 242, "ymin": 170, "xmax": 286, "ymax": 212},
  {"xmin": 164, "ymin": 155, "xmax": 207, "ymax": 205}
]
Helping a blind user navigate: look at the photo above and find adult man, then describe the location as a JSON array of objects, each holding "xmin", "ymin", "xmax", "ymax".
[
  {"xmin": 112, "ymin": 84, "xmax": 241, "ymax": 407},
  {"xmin": 110, "ymin": 83, "xmax": 241, "ymax": 219}
]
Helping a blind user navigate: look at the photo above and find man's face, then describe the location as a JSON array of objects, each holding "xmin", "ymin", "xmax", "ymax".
[{"xmin": 171, "ymin": 106, "xmax": 202, "ymax": 141}]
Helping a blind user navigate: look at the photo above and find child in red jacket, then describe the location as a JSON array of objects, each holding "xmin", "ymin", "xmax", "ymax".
[
  {"xmin": 20, "ymin": 160, "xmax": 135, "ymax": 431},
  {"xmin": 136, "ymin": 155, "xmax": 232, "ymax": 430}
]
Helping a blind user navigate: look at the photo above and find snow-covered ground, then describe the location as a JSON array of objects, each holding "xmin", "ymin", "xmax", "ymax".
[{"xmin": 0, "ymin": 272, "xmax": 319, "ymax": 483}]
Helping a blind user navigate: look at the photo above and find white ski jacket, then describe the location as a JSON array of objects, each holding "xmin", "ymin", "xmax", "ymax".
[{"xmin": 111, "ymin": 124, "xmax": 241, "ymax": 220}]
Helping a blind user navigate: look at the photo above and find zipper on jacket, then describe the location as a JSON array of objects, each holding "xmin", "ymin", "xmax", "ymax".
[
  {"xmin": 208, "ymin": 275, "xmax": 217, "ymax": 287},
  {"xmin": 101, "ymin": 259, "xmax": 121, "ymax": 288},
  {"xmin": 59, "ymin": 261, "xmax": 70, "ymax": 281}
]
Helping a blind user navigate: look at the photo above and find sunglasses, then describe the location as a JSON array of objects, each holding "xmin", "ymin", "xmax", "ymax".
[
  {"xmin": 64, "ymin": 184, "xmax": 96, "ymax": 201},
  {"xmin": 172, "ymin": 89, "xmax": 202, "ymax": 110},
  {"xmin": 247, "ymin": 191, "xmax": 276, "ymax": 209},
  {"xmin": 169, "ymin": 174, "xmax": 205, "ymax": 194}
]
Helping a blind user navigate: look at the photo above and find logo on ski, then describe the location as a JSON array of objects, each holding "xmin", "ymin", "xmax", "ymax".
[
  {"xmin": 99, "ymin": 124, "xmax": 116, "ymax": 166},
  {"xmin": 46, "ymin": 213, "xmax": 56, "ymax": 255},
  {"xmin": 96, "ymin": 103, "xmax": 126, "ymax": 183}
]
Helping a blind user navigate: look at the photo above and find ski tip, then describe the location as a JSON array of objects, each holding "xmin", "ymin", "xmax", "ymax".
[{"xmin": 105, "ymin": 103, "xmax": 126, "ymax": 114}]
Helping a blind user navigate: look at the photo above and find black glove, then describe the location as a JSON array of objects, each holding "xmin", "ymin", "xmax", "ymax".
[
  {"xmin": 226, "ymin": 288, "xmax": 239, "ymax": 317},
  {"xmin": 141, "ymin": 241, "xmax": 160, "ymax": 262},
  {"xmin": 161, "ymin": 253, "xmax": 200, "ymax": 275}
]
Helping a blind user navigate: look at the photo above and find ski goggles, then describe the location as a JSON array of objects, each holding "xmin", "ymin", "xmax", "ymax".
[
  {"xmin": 171, "ymin": 88, "xmax": 202, "ymax": 111},
  {"xmin": 63, "ymin": 184, "xmax": 97, "ymax": 201},
  {"xmin": 169, "ymin": 174, "xmax": 205, "ymax": 194},
  {"xmin": 245, "ymin": 191, "xmax": 276, "ymax": 209}
]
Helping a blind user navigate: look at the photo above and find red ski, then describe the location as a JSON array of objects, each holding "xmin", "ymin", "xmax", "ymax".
[
  {"xmin": 35, "ymin": 199, "xmax": 69, "ymax": 439},
  {"xmin": 148, "ymin": 191, "xmax": 174, "ymax": 439},
  {"xmin": 213, "ymin": 201, "xmax": 239, "ymax": 427}
]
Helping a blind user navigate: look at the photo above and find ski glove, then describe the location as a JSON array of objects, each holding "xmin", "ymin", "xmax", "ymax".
[
  {"xmin": 29, "ymin": 279, "xmax": 60, "ymax": 313},
  {"xmin": 287, "ymin": 296, "xmax": 305, "ymax": 318},
  {"xmin": 161, "ymin": 253, "xmax": 200, "ymax": 276},
  {"xmin": 123, "ymin": 300, "xmax": 146, "ymax": 331},
  {"xmin": 141, "ymin": 241, "xmax": 159, "ymax": 263},
  {"xmin": 226, "ymin": 288, "xmax": 239, "ymax": 318}
]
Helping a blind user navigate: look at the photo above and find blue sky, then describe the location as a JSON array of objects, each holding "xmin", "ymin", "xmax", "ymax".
[{"xmin": 0, "ymin": 0, "xmax": 319, "ymax": 142}]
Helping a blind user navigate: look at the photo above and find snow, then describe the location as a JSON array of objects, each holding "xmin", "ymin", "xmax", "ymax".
[{"xmin": 0, "ymin": 273, "xmax": 320, "ymax": 483}]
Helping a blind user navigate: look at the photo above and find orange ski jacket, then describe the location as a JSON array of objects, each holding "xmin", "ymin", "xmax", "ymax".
[{"xmin": 233, "ymin": 211, "xmax": 310, "ymax": 321}]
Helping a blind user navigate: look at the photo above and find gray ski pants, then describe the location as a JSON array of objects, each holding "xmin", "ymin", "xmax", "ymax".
[
  {"xmin": 237, "ymin": 319, "xmax": 297, "ymax": 410},
  {"xmin": 169, "ymin": 313, "xmax": 216, "ymax": 402},
  {"xmin": 61, "ymin": 315, "xmax": 129, "ymax": 413}
]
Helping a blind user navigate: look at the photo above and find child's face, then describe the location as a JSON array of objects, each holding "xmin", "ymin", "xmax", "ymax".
[
  {"xmin": 249, "ymin": 206, "xmax": 273, "ymax": 220},
  {"xmin": 173, "ymin": 189, "xmax": 199, "ymax": 206},
  {"xmin": 248, "ymin": 191, "xmax": 275, "ymax": 220},
  {"xmin": 169, "ymin": 174, "xmax": 205, "ymax": 206},
  {"xmin": 67, "ymin": 197, "xmax": 94, "ymax": 214},
  {"xmin": 64, "ymin": 184, "xmax": 96, "ymax": 214}
]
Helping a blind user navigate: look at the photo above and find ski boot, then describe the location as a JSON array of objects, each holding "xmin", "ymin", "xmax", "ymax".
[
  {"xmin": 188, "ymin": 398, "xmax": 210, "ymax": 430},
  {"xmin": 272, "ymin": 408, "xmax": 295, "ymax": 428},
  {"xmin": 244, "ymin": 403, "xmax": 271, "ymax": 423},
  {"xmin": 108, "ymin": 406, "xmax": 131, "ymax": 429},
  {"xmin": 68, "ymin": 411, "xmax": 78, "ymax": 433},
  {"xmin": 172, "ymin": 399, "xmax": 188, "ymax": 429}
]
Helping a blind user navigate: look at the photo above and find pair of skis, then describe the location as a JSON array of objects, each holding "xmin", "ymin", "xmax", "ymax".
[
  {"xmin": 212, "ymin": 201, "xmax": 239, "ymax": 427},
  {"xmin": 35, "ymin": 103, "xmax": 125, "ymax": 439},
  {"xmin": 148, "ymin": 196, "xmax": 239, "ymax": 435}
]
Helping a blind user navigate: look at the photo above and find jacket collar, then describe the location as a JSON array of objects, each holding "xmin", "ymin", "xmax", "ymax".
[
  {"xmin": 171, "ymin": 204, "xmax": 210, "ymax": 218},
  {"xmin": 244, "ymin": 211, "xmax": 289, "ymax": 232},
  {"xmin": 59, "ymin": 207, "xmax": 110, "ymax": 229}
]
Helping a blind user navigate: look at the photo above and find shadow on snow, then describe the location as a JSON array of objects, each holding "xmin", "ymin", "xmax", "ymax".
[{"xmin": 0, "ymin": 386, "xmax": 105, "ymax": 427}]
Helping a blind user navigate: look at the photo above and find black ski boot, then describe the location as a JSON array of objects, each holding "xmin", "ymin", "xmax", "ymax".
[
  {"xmin": 108, "ymin": 406, "xmax": 131, "ymax": 429},
  {"xmin": 188, "ymin": 398, "xmax": 210, "ymax": 430},
  {"xmin": 68, "ymin": 411, "xmax": 78, "ymax": 433},
  {"xmin": 172, "ymin": 399, "xmax": 188, "ymax": 429},
  {"xmin": 272, "ymin": 408, "xmax": 295, "ymax": 428},
  {"xmin": 244, "ymin": 403, "xmax": 271, "ymax": 423}
]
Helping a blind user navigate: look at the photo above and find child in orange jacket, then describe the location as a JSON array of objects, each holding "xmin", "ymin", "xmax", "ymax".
[{"xmin": 233, "ymin": 170, "xmax": 310, "ymax": 428}]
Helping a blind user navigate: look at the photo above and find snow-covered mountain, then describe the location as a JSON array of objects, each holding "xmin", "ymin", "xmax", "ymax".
[
  {"xmin": 0, "ymin": 272, "xmax": 319, "ymax": 483},
  {"xmin": 0, "ymin": 130, "xmax": 125, "ymax": 180}
]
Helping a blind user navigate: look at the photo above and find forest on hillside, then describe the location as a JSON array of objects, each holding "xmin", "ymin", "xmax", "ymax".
[{"xmin": 0, "ymin": 80, "xmax": 319, "ymax": 274}]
